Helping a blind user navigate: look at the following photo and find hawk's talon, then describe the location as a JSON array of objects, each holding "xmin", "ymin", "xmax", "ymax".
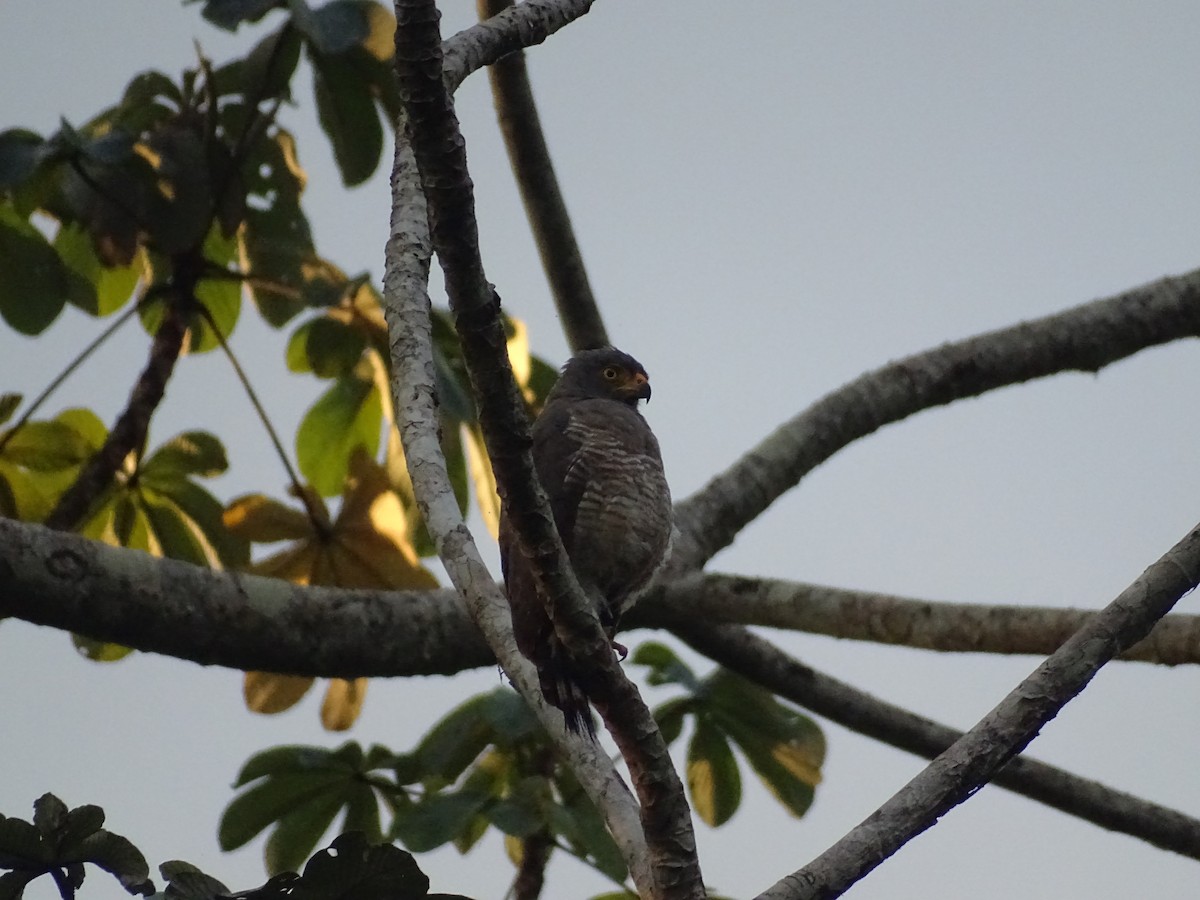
[{"xmin": 611, "ymin": 639, "xmax": 629, "ymax": 661}]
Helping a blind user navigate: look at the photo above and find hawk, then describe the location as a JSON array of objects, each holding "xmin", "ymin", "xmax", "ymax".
[{"xmin": 499, "ymin": 347, "xmax": 673, "ymax": 736}]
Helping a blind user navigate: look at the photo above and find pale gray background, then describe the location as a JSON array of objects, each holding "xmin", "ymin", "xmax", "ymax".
[{"xmin": 4, "ymin": 2, "xmax": 1200, "ymax": 898}]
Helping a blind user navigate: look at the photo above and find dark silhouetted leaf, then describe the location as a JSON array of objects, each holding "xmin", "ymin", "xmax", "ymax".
[
  {"xmin": 0, "ymin": 205, "xmax": 68, "ymax": 334},
  {"xmin": 311, "ymin": 50, "xmax": 381, "ymax": 187},
  {"xmin": 199, "ymin": 0, "xmax": 281, "ymax": 31}
]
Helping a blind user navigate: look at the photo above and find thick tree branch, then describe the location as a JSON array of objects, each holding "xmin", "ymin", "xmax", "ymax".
[
  {"xmin": 10, "ymin": 515, "xmax": 1200, "ymax": 862},
  {"xmin": 44, "ymin": 294, "xmax": 188, "ymax": 531},
  {"xmin": 671, "ymin": 268, "xmax": 1200, "ymax": 572},
  {"xmin": 477, "ymin": 0, "xmax": 608, "ymax": 352},
  {"xmin": 669, "ymin": 619, "xmax": 1200, "ymax": 865},
  {"xmin": 441, "ymin": 0, "xmax": 596, "ymax": 92},
  {"xmin": 753, "ymin": 521, "xmax": 1200, "ymax": 900},
  {"xmin": 0, "ymin": 518, "xmax": 488, "ymax": 675},
  {"xmin": 652, "ymin": 573, "xmax": 1200, "ymax": 665},
  {"xmin": 393, "ymin": 3, "xmax": 700, "ymax": 897},
  {"xmin": 380, "ymin": 103, "xmax": 652, "ymax": 891}
]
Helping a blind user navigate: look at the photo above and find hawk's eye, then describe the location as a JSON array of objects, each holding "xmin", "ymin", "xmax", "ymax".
[{"xmin": 602, "ymin": 366, "xmax": 620, "ymax": 380}]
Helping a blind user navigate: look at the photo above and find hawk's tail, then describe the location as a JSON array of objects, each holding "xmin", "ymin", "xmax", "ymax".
[{"xmin": 538, "ymin": 648, "xmax": 596, "ymax": 738}]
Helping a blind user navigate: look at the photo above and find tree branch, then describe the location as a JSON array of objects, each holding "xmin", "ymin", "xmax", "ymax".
[
  {"xmin": 44, "ymin": 291, "xmax": 188, "ymax": 531},
  {"xmin": 380, "ymin": 100, "xmax": 652, "ymax": 896},
  {"xmin": 10, "ymin": 515, "xmax": 1200, "ymax": 863},
  {"xmin": 0, "ymin": 517, "xmax": 488, "ymax": 676},
  {"xmin": 476, "ymin": 0, "xmax": 608, "ymax": 352},
  {"xmin": 441, "ymin": 0, "xmax": 596, "ymax": 92},
  {"xmin": 651, "ymin": 573, "xmax": 1200, "ymax": 665},
  {"xmin": 751, "ymin": 520, "xmax": 1200, "ymax": 900},
  {"xmin": 671, "ymin": 268, "xmax": 1200, "ymax": 572},
  {"xmin": 668, "ymin": 619, "xmax": 1200, "ymax": 865},
  {"xmin": 393, "ymin": 3, "xmax": 700, "ymax": 897}
]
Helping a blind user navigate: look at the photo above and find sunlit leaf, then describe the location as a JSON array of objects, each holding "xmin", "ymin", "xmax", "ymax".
[
  {"xmin": 687, "ymin": 717, "xmax": 741, "ymax": 827},
  {"xmin": 244, "ymin": 671, "xmax": 315, "ymax": 715},
  {"xmin": 296, "ymin": 371, "xmax": 381, "ymax": 497},
  {"xmin": 223, "ymin": 493, "xmax": 312, "ymax": 542},
  {"xmin": 0, "ymin": 420, "xmax": 93, "ymax": 470},
  {"xmin": 320, "ymin": 678, "xmax": 367, "ymax": 732},
  {"xmin": 462, "ymin": 424, "xmax": 500, "ymax": 539},
  {"xmin": 53, "ymin": 222, "xmax": 142, "ymax": 317},
  {"xmin": 140, "ymin": 430, "xmax": 229, "ymax": 478},
  {"xmin": 71, "ymin": 634, "xmax": 134, "ymax": 662}
]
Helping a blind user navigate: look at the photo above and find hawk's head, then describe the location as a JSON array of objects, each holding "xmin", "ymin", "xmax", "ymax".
[{"xmin": 552, "ymin": 348, "xmax": 651, "ymax": 407}]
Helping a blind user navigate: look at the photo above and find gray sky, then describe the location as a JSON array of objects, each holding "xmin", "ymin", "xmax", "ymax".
[{"xmin": 4, "ymin": 2, "xmax": 1200, "ymax": 898}]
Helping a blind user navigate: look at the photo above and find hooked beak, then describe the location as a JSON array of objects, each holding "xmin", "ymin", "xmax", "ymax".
[{"xmin": 631, "ymin": 371, "xmax": 651, "ymax": 402}]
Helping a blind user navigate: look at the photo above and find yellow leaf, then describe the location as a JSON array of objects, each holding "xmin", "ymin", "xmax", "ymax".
[
  {"xmin": 771, "ymin": 741, "xmax": 824, "ymax": 788},
  {"xmin": 506, "ymin": 316, "xmax": 531, "ymax": 392},
  {"xmin": 223, "ymin": 493, "xmax": 312, "ymax": 542},
  {"xmin": 244, "ymin": 671, "xmax": 314, "ymax": 714},
  {"xmin": 463, "ymin": 424, "xmax": 500, "ymax": 539},
  {"xmin": 503, "ymin": 833, "xmax": 524, "ymax": 869},
  {"xmin": 321, "ymin": 678, "xmax": 367, "ymax": 731},
  {"xmin": 246, "ymin": 541, "xmax": 321, "ymax": 584}
]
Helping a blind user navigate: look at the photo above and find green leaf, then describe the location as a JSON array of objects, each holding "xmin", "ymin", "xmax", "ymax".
[
  {"xmin": 264, "ymin": 787, "xmax": 345, "ymax": 876},
  {"xmin": 0, "ymin": 394, "xmax": 19, "ymax": 427},
  {"xmin": 295, "ymin": 0, "xmax": 369, "ymax": 55},
  {"xmin": 241, "ymin": 25, "xmax": 304, "ymax": 99},
  {"xmin": 234, "ymin": 745, "xmax": 342, "ymax": 788},
  {"xmin": 199, "ymin": 0, "xmax": 281, "ymax": 31},
  {"xmin": 54, "ymin": 221, "xmax": 141, "ymax": 317},
  {"xmin": 141, "ymin": 431, "xmax": 229, "ymax": 479},
  {"xmin": 553, "ymin": 789, "xmax": 626, "ymax": 883},
  {"xmin": 631, "ymin": 641, "xmax": 700, "ymax": 691},
  {"xmin": 296, "ymin": 372, "xmax": 382, "ymax": 496},
  {"xmin": 218, "ymin": 771, "xmax": 350, "ymax": 851},
  {"xmin": 0, "ymin": 205, "xmax": 68, "ymax": 335},
  {"xmin": 138, "ymin": 493, "xmax": 213, "ymax": 567},
  {"xmin": 411, "ymin": 694, "xmax": 494, "ymax": 785},
  {"xmin": 651, "ymin": 696, "xmax": 692, "ymax": 747},
  {"xmin": 287, "ymin": 316, "xmax": 365, "ymax": 376},
  {"xmin": 0, "ymin": 420, "xmax": 93, "ymax": 470},
  {"xmin": 72, "ymin": 634, "xmax": 134, "ymax": 663},
  {"xmin": 0, "ymin": 129, "xmax": 44, "ymax": 191},
  {"xmin": 686, "ymin": 717, "xmax": 741, "ymax": 827},
  {"xmin": 71, "ymin": 829, "xmax": 153, "ymax": 895},
  {"xmin": 149, "ymin": 479, "xmax": 250, "ymax": 569},
  {"xmin": 391, "ymin": 791, "xmax": 489, "ymax": 853},
  {"xmin": 31, "ymin": 794, "xmax": 68, "ymax": 837},
  {"xmin": 310, "ymin": 49, "xmax": 382, "ymax": 187},
  {"xmin": 704, "ymin": 672, "xmax": 825, "ymax": 819},
  {"xmin": 341, "ymin": 783, "xmax": 383, "ymax": 845},
  {"xmin": 158, "ymin": 860, "xmax": 230, "ymax": 900}
]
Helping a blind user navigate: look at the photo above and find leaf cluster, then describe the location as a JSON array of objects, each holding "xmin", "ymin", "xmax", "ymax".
[
  {"xmin": 220, "ymin": 690, "xmax": 627, "ymax": 889},
  {"xmin": 634, "ymin": 642, "xmax": 826, "ymax": 827}
]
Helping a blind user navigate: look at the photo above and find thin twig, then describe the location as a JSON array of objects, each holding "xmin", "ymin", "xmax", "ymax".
[
  {"xmin": 477, "ymin": 0, "xmax": 608, "ymax": 352},
  {"xmin": 195, "ymin": 303, "xmax": 327, "ymax": 536}
]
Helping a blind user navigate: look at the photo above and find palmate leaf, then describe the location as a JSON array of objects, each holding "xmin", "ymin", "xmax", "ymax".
[
  {"xmin": 0, "ymin": 407, "xmax": 105, "ymax": 522},
  {"xmin": 635, "ymin": 644, "xmax": 826, "ymax": 823},
  {"xmin": 0, "ymin": 794, "xmax": 153, "ymax": 897},
  {"xmin": 219, "ymin": 743, "xmax": 396, "ymax": 879},
  {"xmin": 228, "ymin": 454, "xmax": 437, "ymax": 728}
]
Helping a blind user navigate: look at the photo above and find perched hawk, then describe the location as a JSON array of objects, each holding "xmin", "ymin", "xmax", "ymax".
[{"xmin": 499, "ymin": 347, "xmax": 673, "ymax": 736}]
